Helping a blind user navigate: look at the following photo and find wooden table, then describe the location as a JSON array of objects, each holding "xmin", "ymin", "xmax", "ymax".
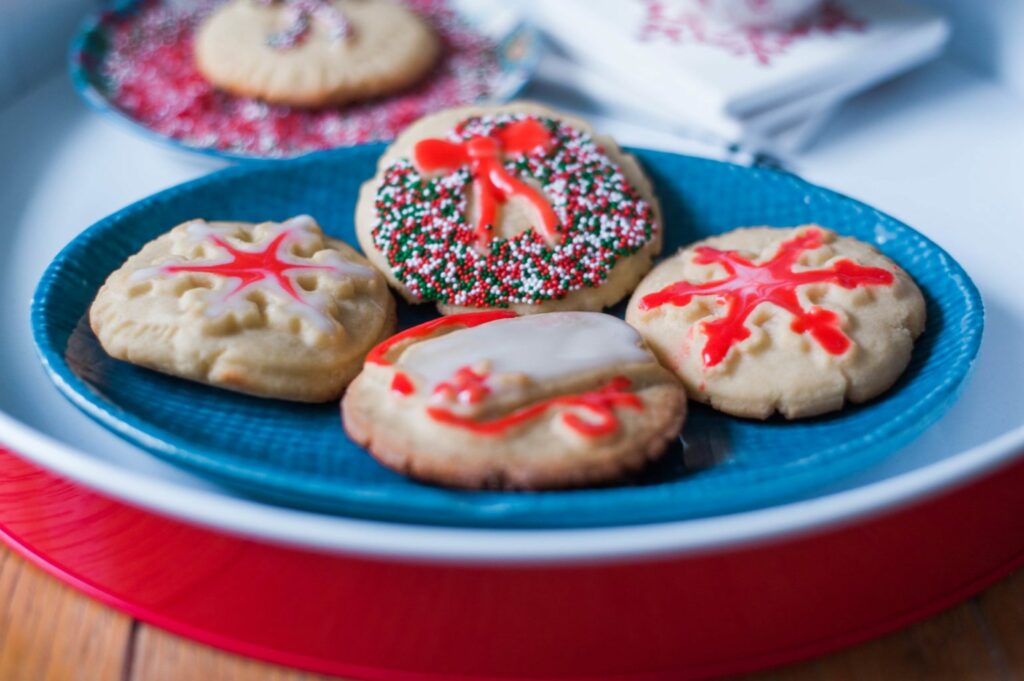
[{"xmin": 2, "ymin": 542, "xmax": 1021, "ymax": 681}]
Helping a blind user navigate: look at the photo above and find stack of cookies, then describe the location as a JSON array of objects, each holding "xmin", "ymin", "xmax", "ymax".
[{"xmin": 90, "ymin": 101, "xmax": 926, "ymax": 491}]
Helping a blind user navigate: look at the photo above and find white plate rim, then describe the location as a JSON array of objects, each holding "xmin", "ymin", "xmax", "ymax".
[{"xmin": 2, "ymin": 408, "xmax": 1022, "ymax": 565}]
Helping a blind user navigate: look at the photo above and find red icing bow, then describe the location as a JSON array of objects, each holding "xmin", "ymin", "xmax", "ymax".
[{"xmin": 412, "ymin": 119, "xmax": 561, "ymax": 248}]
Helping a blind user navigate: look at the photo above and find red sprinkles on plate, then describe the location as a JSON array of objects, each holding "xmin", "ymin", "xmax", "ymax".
[
  {"xmin": 97, "ymin": 0, "xmax": 500, "ymax": 157},
  {"xmin": 371, "ymin": 114, "xmax": 658, "ymax": 307}
]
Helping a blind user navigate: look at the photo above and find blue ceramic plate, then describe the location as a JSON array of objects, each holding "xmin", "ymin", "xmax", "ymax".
[
  {"xmin": 32, "ymin": 146, "xmax": 983, "ymax": 528},
  {"xmin": 69, "ymin": 0, "xmax": 539, "ymax": 162}
]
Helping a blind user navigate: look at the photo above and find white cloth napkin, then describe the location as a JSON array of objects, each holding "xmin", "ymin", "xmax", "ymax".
[{"xmin": 529, "ymin": 0, "xmax": 948, "ymax": 153}]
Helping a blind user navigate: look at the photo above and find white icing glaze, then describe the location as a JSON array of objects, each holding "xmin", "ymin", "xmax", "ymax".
[
  {"xmin": 397, "ymin": 312, "xmax": 651, "ymax": 392},
  {"xmin": 182, "ymin": 218, "xmax": 231, "ymax": 243},
  {"xmin": 130, "ymin": 217, "xmax": 374, "ymax": 334}
]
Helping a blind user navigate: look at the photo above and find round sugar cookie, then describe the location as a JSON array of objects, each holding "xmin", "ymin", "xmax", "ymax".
[
  {"xmin": 194, "ymin": 0, "xmax": 440, "ymax": 108},
  {"xmin": 355, "ymin": 102, "xmax": 663, "ymax": 315},
  {"xmin": 626, "ymin": 225, "xmax": 927, "ymax": 419},
  {"xmin": 342, "ymin": 311, "xmax": 686, "ymax": 489},
  {"xmin": 90, "ymin": 216, "xmax": 396, "ymax": 402}
]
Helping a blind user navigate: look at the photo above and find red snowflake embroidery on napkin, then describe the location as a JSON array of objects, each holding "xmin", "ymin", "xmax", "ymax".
[{"xmin": 637, "ymin": 0, "xmax": 865, "ymax": 66}]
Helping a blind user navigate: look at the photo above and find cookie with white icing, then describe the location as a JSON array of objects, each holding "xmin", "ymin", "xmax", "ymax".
[
  {"xmin": 355, "ymin": 102, "xmax": 663, "ymax": 315},
  {"xmin": 626, "ymin": 225, "xmax": 927, "ymax": 419},
  {"xmin": 90, "ymin": 216, "xmax": 395, "ymax": 402},
  {"xmin": 341, "ymin": 311, "xmax": 686, "ymax": 489},
  {"xmin": 194, "ymin": 0, "xmax": 440, "ymax": 108}
]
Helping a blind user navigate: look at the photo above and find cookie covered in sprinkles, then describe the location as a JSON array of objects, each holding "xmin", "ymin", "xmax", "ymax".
[{"xmin": 355, "ymin": 103, "xmax": 663, "ymax": 314}]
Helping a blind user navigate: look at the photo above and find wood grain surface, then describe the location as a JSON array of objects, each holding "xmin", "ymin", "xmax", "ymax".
[{"xmin": 0, "ymin": 543, "xmax": 1015, "ymax": 681}]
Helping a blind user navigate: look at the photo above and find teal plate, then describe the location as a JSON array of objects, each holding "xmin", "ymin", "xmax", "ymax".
[{"xmin": 31, "ymin": 146, "xmax": 984, "ymax": 528}]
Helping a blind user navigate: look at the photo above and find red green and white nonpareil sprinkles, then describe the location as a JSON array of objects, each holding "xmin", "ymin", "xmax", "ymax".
[{"xmin": 371, "ymin": 115, "xmax": 658, "ymax": 307}]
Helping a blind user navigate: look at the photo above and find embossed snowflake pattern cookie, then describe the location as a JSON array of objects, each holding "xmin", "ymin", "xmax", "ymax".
[
  {"xmin": 89, "ymin": 216, "xmax": 396, "ymax": 402},
  {"xmin": 626, "ymin": 225, "xmax": 926, "ymax": 419},
  {"xmin": 341, "ymin": 311, "xmax": 686, "ymax": 489},
  {"xmin": 355, "ymin": 103, "xmax": 663, "ymax": 315},
  {"xmin": 194, "ymin": 0, "xmax": 441, "ymax": 107}
]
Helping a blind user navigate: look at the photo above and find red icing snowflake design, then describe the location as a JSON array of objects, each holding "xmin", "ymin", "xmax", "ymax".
[
  {"xmin": 637, "ymin": 0, "xmax": 865, "ymax": 65},
  {"xmin": 160, "ymin": 230, "xmax": 335, "ymax": 303},
  {"xmin": 94, "ymin": 0, "xmax": 500, "ymax": 157},
  {"xmin": 639, "ymin": 229, "xmax": 894, "ymax": 367}
]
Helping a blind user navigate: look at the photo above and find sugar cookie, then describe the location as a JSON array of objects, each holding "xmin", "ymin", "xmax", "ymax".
[
  {"xmin": 342, "ymin": 311, "xmax": 686, "ymax": 489},
  {"xmin": 194, "ymin": 0, "xmax": 440, "ymax": 107},
  {"xmin": 626, "ymin": 225, "xmax": 926, "ymax": 419},
  {"xmin": 90, "ymin": 216, "xmax": 395, "ymax": 401},
  {"xmin": 355, "ymin": 102, "xmax": 663, "ymax": 315}
]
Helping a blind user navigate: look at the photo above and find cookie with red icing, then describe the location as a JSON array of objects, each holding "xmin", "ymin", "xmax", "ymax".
[
  {"xmin": 194, "ymin": 0, "xmax": 440, "ymax": 107},
  {"xmin": 354, "ymin": 102, "xmax": 663, "ymax": 315},
  {"xmin": 626, "ymin": 226, "xmax": 926, "ymax": 419},
  {"xmin": 90, "ymin": 216, "xmax": 395, "ymax": 402},
  {"xmin": 341, "ymin": 311, "xmax": 686, "ymax": 489}
]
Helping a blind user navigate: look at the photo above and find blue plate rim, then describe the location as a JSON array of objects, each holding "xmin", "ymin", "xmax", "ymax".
[
  {"xmin": 67, "ymin": 0, "xmax": 541, "ymax": 164},
  {"xmin": 30, "ymin": 146, "xmax": 985, "ymax": 528}
]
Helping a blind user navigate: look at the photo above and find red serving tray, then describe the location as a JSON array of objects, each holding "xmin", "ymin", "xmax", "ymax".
[{"xmin": 2, "ymin": 445, "xmax": 1023, "ymax": 680}]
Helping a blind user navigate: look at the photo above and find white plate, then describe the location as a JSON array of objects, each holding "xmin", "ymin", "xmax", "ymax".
[{"xmin": 2, "ymin": 61, "xmax": 1023, "ymax": 564}]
